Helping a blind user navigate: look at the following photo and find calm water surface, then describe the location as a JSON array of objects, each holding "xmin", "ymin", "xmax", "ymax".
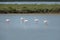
[
  {"xmin": 0, "ymin": 2, "xmax": 60, "ymax": 4},
  {"xmin": 0, "ymin": 14, "xmax": 60, "ymax": 40}
]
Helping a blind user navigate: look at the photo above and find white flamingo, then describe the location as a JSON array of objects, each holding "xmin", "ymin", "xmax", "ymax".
[
  {"xmin": 20, "ymin": 17, "xmax": 28, "ymax": 23},
  {"xmin": 5, "ymin": 19, "xmax": 10, "ymax": 22},
  {"xmin": 43, "ymin": 18, "xmax": 48, "ymax": 29},
  {"xmin": 34, "ymin": 17, "xmax": 39, "ymax": 22},
  {"xmin": 43, "ymin": 18, "xmax": 48, "ymax": 24},
  {"xmin": 23, "ymin": 19, "xmax": 28, "ymax": 29},
  {"xmin": 20, "ymin": 17, "xmax": 28, "ymax": 29},
  {"xmin": 20, "ymin": 17, "xmax": 24, "ymax": 20},
  {"xmin": 24, "ymin": 19, "xmax": 28, "ymax": 23},
  {"xmin": 20, "ymin": 17, "xmax": 24, "ymax": 23},
  {"xmin": 34, "ymin": 18, "xmax": 39, "ymax": 22},
  {"xmin": 34, "ymin": 18, "xmax": 39, "ymax": 29}
]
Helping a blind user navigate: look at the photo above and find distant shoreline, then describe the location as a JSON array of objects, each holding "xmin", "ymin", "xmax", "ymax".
[
  {"xmin": 0, "ymin": 13, "xmax": 60, "ymax": 16},
  {"xmin": 0, "ymin": 2, "xmax": 60, "ymax": 4},
  {"xmin": 0, "ymin": 4, "xmax": 60, "ymax": 14},
  {"xmin": 0, "ymin": 12, "xmax": 60, "ymax": 14}
]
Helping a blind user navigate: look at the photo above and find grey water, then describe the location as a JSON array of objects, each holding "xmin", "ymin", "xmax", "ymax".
[
  {"xmin": 0, "ymin": 2, "xmax": 60, "ymax": 4},
  {"xmin": 0, "ymin": 14, "xmax": 60, "ymax": 40}
]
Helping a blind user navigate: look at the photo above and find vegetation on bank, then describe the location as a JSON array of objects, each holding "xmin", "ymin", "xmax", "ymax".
[{"xmin": 0, "ymin": 4, "xmax": 60, "ymax": 14}]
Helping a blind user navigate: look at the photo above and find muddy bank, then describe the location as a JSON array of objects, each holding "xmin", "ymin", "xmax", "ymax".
[{"xmin": 0, "ymin": 9, "xmax": 60, "ymax": 14}]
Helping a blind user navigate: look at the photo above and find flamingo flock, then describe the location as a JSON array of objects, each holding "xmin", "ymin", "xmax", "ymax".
[
  {"xmin": 5, "ymin": 17, "xmax": 48, "ymax": 24},
  {"xmin": 5, "ymin": 17, "xmax": 48, "ymax": 29}
]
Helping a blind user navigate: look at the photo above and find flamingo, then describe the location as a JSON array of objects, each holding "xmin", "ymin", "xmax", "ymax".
[
  {"xmin": 24, "ymin": 19, "xmax": 28, "ymax": 23},
  {"xmin": 34, "ymin": 18, "xmax": 39, "ymax": 29},
  {"xmin": 34, "ymin": 17, "xmax": 39, "ymax": 22},
  {"xmin": 20, "ymin": 17, "xmax": 24, "ymax": 23},
  {"xmin": 43, "ymin": 18, "xmax": 48, "ymax": 24},
  {"xmin": 34, "ymin": 18, "xmax": 39, "ymax": 22},
  {"xmin": 5, "ymin": 19, "xmax": 10, "ymax": 22},
  {"xmin": 21, "ymin": 18, "xmax": 28, "ymax": 29},
  {"xmin": 5, "ymin": 19, "xmax": 10, "ymax": 24},
  {"xmin": 43, "ymin": 18, "xmax": 48, "ymax": 29},
  {"xmin": 20, "ymin": 17, "xmax": 28, "ymax": 29},
  {"xmin": 20, "ymin": 17, "xmax": 24, "ymax": 20},
  {"xmin": 20, "ymin": 17, "xmax": 28, "ymax": 23}
]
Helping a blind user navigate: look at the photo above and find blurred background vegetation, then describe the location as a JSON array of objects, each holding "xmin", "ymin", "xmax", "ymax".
[{"xmin": 0, "ymin": 4, "xmax": 60, "ymax": 14}]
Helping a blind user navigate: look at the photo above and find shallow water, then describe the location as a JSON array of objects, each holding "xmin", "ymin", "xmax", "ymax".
[
  {"xmin": 0, "ymin": 14, "xmax": 60, "ymax": 40},
  {"xmin": 0, "ymin": 2, "xmax": 60, "ymax": 4}
]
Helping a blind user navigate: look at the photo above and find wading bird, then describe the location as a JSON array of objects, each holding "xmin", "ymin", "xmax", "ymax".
[
  {"xmin": 34, "ymin": 18, "xmax": 39, "ymax": 29},
  {"xmin": 24, "ymin": 19, "xmax": 28, "ymax": 23},
  {"xmin": 34, "ymin": 18, "xmax": 39, "ymax": 22},
  {"xmin": 20, "ymin": 17, "xmax": 24, "ymax": 20},
  {"xmin": 23, "ymin": 19, "xmax": 28, "ymax": 29},
  {"xmin": 20, "ymin": 17, "xmax": 28, "ymax": 23},
  {"xmin": 20, "ymin": 17, "xmax": 24, "ymax": 23},
  {"xmin": 34, "ymin": 17, "xmax": 39, "ymax": 24},
  {"xmin": 43, "ymin": 18, "xmax": 48, "ymax": 29},
  {"xmin": 43, "ymin": 18, "xmax": 48, "ymax": 24},
  {"xmin": 5, "ymin": 19, "xmax": 10, "ymax": 22},
  {"xmin": 20, "ymin": 17, "xmax": 28, "ymax": 29}
]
